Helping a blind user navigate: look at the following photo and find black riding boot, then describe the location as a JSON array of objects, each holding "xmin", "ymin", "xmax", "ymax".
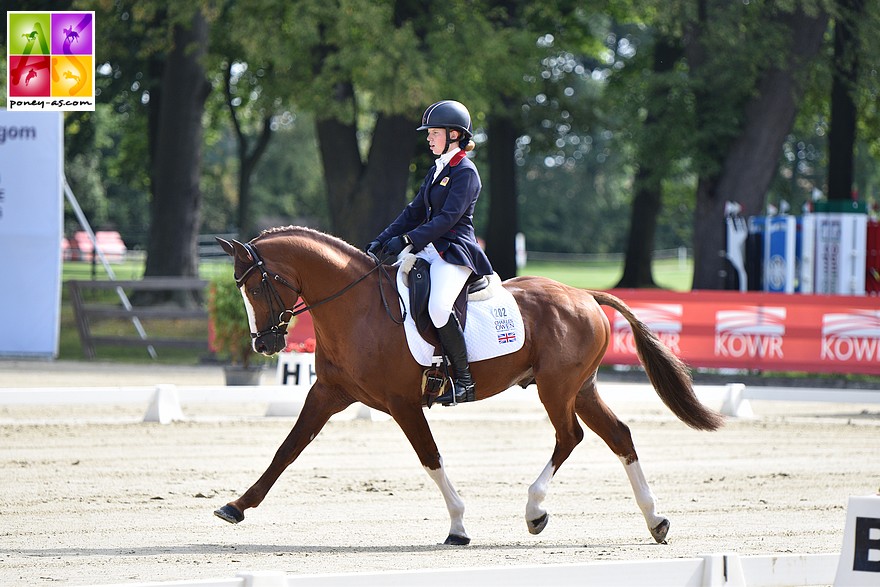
[{"xmin": 434, "ymin": 314, "xmax": 476, "ymax": 406}]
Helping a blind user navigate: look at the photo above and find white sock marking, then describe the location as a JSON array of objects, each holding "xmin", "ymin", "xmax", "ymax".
[
  {"xmin": 526, "ymin": 459, "xmax": 556, "ymax": 522},
  {"xmin": 424, "ymin": 460, "xmax": 467, "ymax": 540},
  {"xmin": 620, "ymin": 456, "xmax": 665, "ymax": 528}
]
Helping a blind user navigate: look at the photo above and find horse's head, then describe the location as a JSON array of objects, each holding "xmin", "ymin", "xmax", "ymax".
[{"xmin": 216, "ymin": 237, "xmax": 301, "ymax": 355}]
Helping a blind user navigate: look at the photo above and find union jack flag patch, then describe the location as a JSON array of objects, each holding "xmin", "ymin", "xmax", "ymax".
[{"xmin": 498, "ymin": 332, "xmax": 516, "ymax": 344}]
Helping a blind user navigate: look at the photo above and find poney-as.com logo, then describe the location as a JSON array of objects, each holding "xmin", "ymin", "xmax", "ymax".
[{"xmin": 6, "ymin": 11, "xmax": 95, "ymax": 111}]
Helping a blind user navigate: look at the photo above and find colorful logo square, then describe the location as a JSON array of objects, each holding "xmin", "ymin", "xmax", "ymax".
[
  {"xmin": 8, "ymin": 12, "xmax": 51, "ymax": 55},
  {"xmin": 51, "ymin": 12, "xmax": 94, "ymax": 56},
  {"xmin": 6, "ymin": 11, "xmax": 96, "ymax": 111},
  {"xmin": 8, "ymin": 55, "xmax": 51, "ymax": 97}
]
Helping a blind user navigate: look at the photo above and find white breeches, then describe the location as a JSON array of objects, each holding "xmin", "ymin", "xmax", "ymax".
[{"xmin": 415, "ymin": 243, "xmax": 473, "ymax": 327}]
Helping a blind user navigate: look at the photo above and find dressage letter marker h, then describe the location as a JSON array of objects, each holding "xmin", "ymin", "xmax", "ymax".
[
  {"xmin": 276, "ymin": 352, "xmax": 317, "ymax": 387},
  {"xmin": 280, "ymin": 359, "xmax": 315, "ymax": 387},
  {"xmin": 268, "ymin": 353, "xmax": 317, "ymax": 417}
]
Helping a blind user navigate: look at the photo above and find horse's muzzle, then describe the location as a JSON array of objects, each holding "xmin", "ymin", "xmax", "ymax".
[{"xmin": 253, "ymin": 331, "xmax": 287, "ymax": 355}]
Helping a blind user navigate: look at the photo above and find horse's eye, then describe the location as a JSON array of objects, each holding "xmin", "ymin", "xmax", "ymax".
[{"xmin": 251, "ymin": 287, "xmax": 261, "ymax": 296}]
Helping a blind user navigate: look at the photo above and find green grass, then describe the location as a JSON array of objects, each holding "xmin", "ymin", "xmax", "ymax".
[{"xmin": 521, "ymin": 257, "xmax": 693, "ymax": 291}]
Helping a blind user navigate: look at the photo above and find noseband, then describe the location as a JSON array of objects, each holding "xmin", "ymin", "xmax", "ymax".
[{"xmin": 234, "ymin": 242, "xmax": 405, "ymax": 343}]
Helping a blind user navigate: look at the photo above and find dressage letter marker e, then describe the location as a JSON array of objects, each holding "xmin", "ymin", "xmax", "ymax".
[{"xmin": 836, "ymin": 495, "xmax": 880, "ymax": 585}]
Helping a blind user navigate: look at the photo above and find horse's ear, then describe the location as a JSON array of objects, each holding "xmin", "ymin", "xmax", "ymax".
[
  {"xmin": 216, "ymin": 238, "xmax": 253, "ymax": 261},
  {"xmin": 216, "ymin": 237, "xmax": 235, "ymax": 257}
]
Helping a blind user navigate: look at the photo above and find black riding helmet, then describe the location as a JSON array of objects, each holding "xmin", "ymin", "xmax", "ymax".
[{"xmin": 417, "ymin": 100, "xmax": 473, "ymax": 153}]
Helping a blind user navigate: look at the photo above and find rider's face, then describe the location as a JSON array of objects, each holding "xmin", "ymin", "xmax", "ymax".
[{"xmin": 427, "ymin": 128, "xmax": 459, "ymax": 156}]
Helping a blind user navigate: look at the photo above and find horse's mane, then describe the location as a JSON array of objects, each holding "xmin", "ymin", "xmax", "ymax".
[{"xmin": 255, "ymin": 226, "xmax": 365, "ymax": 262}]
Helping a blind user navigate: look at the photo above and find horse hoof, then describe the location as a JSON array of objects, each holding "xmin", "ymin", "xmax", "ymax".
[
  {"xmin": 214, "ymin": 504, "xmax": 244, "ymax": 524},
  {"xmin": 651, "ymin": 518, "xmax": 670, "ymax": 544},
  {"xmin": 527, "ymin": 512, "xmax": 549, "ymax": 535},
  {"xmin": 443, "ymin": 534, "xmax": 471, "ymax": 546}
]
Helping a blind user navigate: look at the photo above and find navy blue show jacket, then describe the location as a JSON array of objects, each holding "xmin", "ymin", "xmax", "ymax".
[{"xmin": 376, "ymin": 150, "xmax": 493, "ymax": 276}]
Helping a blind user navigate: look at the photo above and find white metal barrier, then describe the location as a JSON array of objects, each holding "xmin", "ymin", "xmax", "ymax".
[
  {"xmin": 719, "ymin": 382, "xmax": 880, "ymax": 418},
  {"xmin": 1, "ymin": 381, "xmax": 877, "ymax": 424},
  {"xmin": 0, "ymin": 385, "xmax": 310, "ymax": 424},
  {"xmin": 97, "ymin": 553, "xmax": 841, "ymax": 587}
]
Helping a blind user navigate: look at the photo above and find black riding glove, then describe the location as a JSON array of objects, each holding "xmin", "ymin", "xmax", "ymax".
[
  {"xmin": 380, "ymin": 235, "xmax": 411, "ymax": 261},
  {"xmin": 365, "ymin": 240, "xmax": 382, "ymax": 257}
]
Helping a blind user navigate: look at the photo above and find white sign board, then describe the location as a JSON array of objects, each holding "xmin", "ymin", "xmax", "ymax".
[
  {"xmin": 0, "ymin": 110, "xmax": 63, "ymax": 357},
  {"xmin": 814, "ymin": 212, "xmax": 867, "ymax": 295}
]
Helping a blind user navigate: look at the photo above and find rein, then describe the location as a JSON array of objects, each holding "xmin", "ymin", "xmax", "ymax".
[{"xmin": 236, "ymin": 242, "xmax": 405, "ymax": 341}]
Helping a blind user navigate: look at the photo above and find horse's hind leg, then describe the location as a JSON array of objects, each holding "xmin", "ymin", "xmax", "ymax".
[
  {"xmin": 575, "ymin": 377, "xmax": 670, "ymax": 544},
  {"xmin": 214, "ymin": 383, "xmax": 353, "ymax": 524},
  {"xmin": 526, "ymin": 379, "xmax": 585, "ymax": 536}
]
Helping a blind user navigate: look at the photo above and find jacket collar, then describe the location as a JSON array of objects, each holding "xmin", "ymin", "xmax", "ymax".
[
  {"xmin": 430, "ymin": 149, "xmax": 468, "ymax": 185},
  {"xmin": 449, "ymin": 150, "xmax": 467, "ymax": 167}
]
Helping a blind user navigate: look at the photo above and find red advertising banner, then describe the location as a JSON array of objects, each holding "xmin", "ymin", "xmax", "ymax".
[{"xmin": 601, "ymin": 289, "xmax": 880, "ymax": 375}]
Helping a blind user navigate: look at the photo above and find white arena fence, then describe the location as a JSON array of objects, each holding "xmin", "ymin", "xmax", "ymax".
[
  {"xmin": 0, "ymin": 381, "xmax": 878, "ymax": 424},
  {"xmin": 90, "ymin": 551, "xmax": 853, "ymax": 587}
]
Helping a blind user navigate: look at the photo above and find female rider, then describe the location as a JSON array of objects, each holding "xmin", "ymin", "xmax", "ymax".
[{"xmin": 366, "ymin": 100, "xmax": 493, "ymax": 406}]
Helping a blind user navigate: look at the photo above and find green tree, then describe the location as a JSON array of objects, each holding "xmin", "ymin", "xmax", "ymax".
[
  {"xmin": 87, "ymin": 1, "xmax": 215, "ymax": 281},
  {"xmin": 682, "ymin": 1, "xmax": 829, "ymax": 289},
  {"xmin": 615, "ymin": 34, "xmax": 684, "ymax": 288},
  {"xmin": 143, "ymin": 6, "xmax": 211, "ymax": 280}
]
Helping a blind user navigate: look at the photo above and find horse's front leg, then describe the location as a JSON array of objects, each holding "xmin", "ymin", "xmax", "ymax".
[
  {"xmin": 387, "ymin": 399, "xmax": 469, "ymax": 545},
  {"xmin": 214, "ymin": 383, "xmax": 353, "ymax": 524}
]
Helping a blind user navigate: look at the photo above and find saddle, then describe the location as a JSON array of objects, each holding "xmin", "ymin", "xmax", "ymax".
[{"xmin": 407, "ymin": 257, "xmax": 489, "ymax": 349}]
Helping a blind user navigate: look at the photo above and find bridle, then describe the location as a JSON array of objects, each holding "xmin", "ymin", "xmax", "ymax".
[{"xmin": 234, "ymin": 241, "xmax": 405, "ymax": 346}]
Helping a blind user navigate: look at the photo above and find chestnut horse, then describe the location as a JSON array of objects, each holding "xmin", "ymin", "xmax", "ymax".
[{"xmin": 214, "ymin": 226, "xmax": 723, "ymax": 545}]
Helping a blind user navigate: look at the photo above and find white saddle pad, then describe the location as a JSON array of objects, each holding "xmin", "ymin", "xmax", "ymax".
[{"xmin": 395, "ymin": 257, "xmax": 525, "ymax": 367}]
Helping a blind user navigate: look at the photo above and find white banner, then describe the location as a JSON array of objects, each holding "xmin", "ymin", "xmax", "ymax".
[{"xmin": 0, "ymin": 110, "xmax": 63, "ymax": 357}]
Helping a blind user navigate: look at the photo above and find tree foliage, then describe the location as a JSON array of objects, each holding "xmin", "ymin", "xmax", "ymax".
[{"xmin": 8, "ymin": 0, "xmax": 878, "ymax": 293}]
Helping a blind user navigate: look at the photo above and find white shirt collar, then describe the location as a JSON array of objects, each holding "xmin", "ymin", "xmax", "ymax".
[{"xmin": 433, "ymin": 147, "xmax": 461, "ymax": 180}]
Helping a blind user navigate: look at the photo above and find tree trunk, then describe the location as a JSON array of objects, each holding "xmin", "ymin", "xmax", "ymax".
[
  {"xmin": 690, "ymin": 8, "xmax": 828, "ymax": 290},
  {"xmin": 316, "ymin": 112, "xmax": 416, "ymax": 246},
  {"xmin": 826, "ymin": 0, "xmax": 864, "ymax": 201},
  {"xmin": 235, "ymin": 115, "xmax": 273, "ymax": 238},
  {"xmin": 144, "ymin": 10, "xmax": 210, "ymax": 281},
  {"xmin": 616, "ymin": 36, "xmax": 680, "ymax": 289},
  {"xmin": 224, "ymin": 61, "xmax": 274, "ymax": 238},
  {"xmin": 485, "ymin": 113, "xmax": 519, "ymax": 280}
]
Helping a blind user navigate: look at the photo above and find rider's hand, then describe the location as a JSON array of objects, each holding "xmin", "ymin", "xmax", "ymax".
[
  {"xmin": 365, "ymin": 240, "xmax": 382, "ymax": 257},
  {"xmin": 380, "ymin": 235, "xmax": 411, "ymax": 261}
]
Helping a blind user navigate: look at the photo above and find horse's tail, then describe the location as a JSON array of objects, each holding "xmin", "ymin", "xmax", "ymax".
[{"xmin": 592, "ymin": 290, "xmax": 724, "ymax": 431}]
